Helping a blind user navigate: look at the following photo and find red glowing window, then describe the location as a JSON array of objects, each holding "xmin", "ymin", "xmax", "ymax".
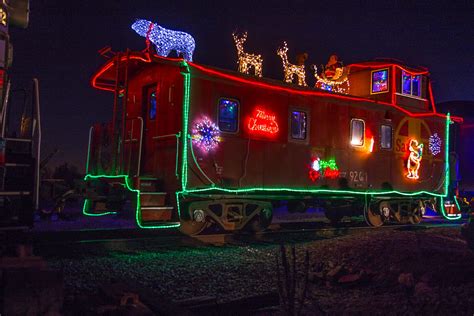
[{"xmin": 247, "ymin": 108, "xmax": 279, "ymax": 136}]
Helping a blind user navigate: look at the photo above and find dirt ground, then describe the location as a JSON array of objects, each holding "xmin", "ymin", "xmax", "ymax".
[{"xmin": 299, "ymin": 227, "xmax": 474, "ymax": 315}]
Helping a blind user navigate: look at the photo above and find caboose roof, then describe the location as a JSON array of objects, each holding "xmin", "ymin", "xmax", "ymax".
[
  {"xmin": 90, "ymin": 51, "xmax": 462, "ymax": 123},
  {"xmin": 348, "ymin": 60, "xmax": 430, "ymax": 75}
]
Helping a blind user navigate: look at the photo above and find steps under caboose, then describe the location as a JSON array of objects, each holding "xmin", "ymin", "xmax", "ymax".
[{"xmin": 138, "ymin": 191, "xmax": 177, "ymax": 227}]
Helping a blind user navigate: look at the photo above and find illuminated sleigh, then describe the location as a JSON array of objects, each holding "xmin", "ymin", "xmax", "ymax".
[{"xmin": 313, "ymin": 64, "xmax": 350, "ymax": 94}]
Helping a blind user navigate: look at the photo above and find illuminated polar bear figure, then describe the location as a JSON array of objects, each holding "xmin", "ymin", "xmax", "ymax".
[{"xmin": 131, "ymin": 19, "xmax": 195, "ymax": 62}]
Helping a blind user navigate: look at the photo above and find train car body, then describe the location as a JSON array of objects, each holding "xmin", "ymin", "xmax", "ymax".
[{"xmin": 85, "ymin": 51, "xmax": 461, "ymax": 233}]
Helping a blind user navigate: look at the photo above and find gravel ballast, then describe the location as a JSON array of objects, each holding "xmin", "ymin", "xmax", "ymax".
[{"xmin": 41, "ymin": 226, "xmax": 474, "ymax": 314}]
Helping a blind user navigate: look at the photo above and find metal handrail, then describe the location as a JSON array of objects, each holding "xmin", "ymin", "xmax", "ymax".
[
  {"xmin": 33, "ymin": 78, "xmax": 41, "ymax": 211},
  {"xmin": 85, "ymin": 126, "xmax": 94, "ymax": 174},
  {"xmin": 123, "ymin": 116, "xmax": 144, "ymax": 177},
  {"xmin": 136, "ymin": 117, "xmax": 144, "ymax": 176},
  {"xmin": 152, "ymin": 133, "xmax": 179, "ymax": 140},
  {"xmin": 0, "ymin": 80, "xmax": 11, "ymax": 138},
  {"xmin": 152, "ymin": 132, "xmax": 181, "ymax": 178}
]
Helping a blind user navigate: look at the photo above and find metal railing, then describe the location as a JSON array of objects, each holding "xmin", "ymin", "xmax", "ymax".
[
  {"xmin": 123, "ymin": 117, "xmax": 143, "ymax": 176},
  {"xmin": 152, "ymin": 132, "xmax": 181, "ymax": 178}
]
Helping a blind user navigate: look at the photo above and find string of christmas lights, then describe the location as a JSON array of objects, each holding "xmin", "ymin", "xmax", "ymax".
[
  {"xmin": 428, "ymin": 133, "xmax": 442, "ymax": 156},
  {"xmin": 232, "ymin": 32, "xmax": 263, "ymax": 77},
  {"xmin": 277, "ymin": 42, "xmax": 307, "ymax": 86},
  {"xmin": 131, "ymin": 19, "xmax": 195, "ymax": 61},
  {"xmin": 192, "ymin": 117, "xmax": 221, "ymax": 152}
]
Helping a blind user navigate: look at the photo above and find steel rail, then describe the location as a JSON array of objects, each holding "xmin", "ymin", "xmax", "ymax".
[{"xmin": 28, "ymin": 220, "xmax": 463, "ymax": 247}]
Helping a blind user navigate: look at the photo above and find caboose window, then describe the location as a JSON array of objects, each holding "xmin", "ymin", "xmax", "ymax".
[
  {"xmin": 290, "ymin": 111, "xmax": 307, "ymax": 140},
  {"xmin": 371, "ymin": 69, "xmax": 389, "ymax": 94},
  {"xmin": 401, "ymin": 71, "xmax": 422, "ymax": 97},
  {"xmin": 402, "ymin": 72, "xmax": 412, "ymax": 95},
  {"xmin": 218, "ymin": 98, "xmax": 239, "ymax": 133},
  {"xmin": 380, "ymin": 124, "xmax": 392, "ymax": 149},
  {"xmin": 412, "ymin": 75, "xmax": 421, "ymax": 97},
  {"xmin": 149, "ymin": 90, "xmax": 157, "ymax": 120},
  {"xmin": 350, "ymin": 119, "xmax": 365, "ymax": 146}
]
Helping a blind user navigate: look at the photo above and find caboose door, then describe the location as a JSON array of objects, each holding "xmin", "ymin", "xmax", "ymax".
[
  {"xmin": 141, "ymin": 83, "xmax": 160, "ymax": 175},
  {"xmin": 141, "ymin": 80, "xmax": 180, "ymax": 185}
]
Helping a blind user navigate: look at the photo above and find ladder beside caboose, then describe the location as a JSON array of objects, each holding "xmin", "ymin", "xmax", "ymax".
[{"xmin": 0, "ymin": 79, "xmax": 42, "ymax": 229}]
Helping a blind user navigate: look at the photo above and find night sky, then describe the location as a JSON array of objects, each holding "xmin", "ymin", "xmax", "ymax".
[{"xmin": 8, "ymin": 0, "xmax": 474, "ymax": 171}]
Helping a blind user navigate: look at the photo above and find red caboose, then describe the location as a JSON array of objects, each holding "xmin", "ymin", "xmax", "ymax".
[{"xmin": 84, "ymin": 50, "xmax": 461, "ymax": 234}]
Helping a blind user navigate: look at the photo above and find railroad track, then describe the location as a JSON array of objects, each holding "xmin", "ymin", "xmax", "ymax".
[{"xmin": 18, "ymin": 217, "xmax": 464, "ymax": 249}]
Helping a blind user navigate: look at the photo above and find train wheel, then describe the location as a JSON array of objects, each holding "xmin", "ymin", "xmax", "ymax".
[
  {"xmin": 364, "ymin": 204, "xmax": 384, "ymax": 227},
  {"xmin": 409, "ymin": 206, "xmax": 423, "ymax": 224},
  {"xmin": 180, "ymin": 208, "xmax": 209, "ymax": 235},
  {"xmin": 179, "ymin": 219, "xmax": 208, "ymax": 235},
  {"xmin": 246, "ymin": 206, "xmax": 273, "ymax": 232}
]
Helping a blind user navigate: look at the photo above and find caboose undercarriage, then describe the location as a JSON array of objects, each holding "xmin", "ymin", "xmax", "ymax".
[
  {"xmin": 178, "ymin": 193, "xmax": 434, "ymax": 234},
  {"xmin": 84, "ymin": 174, "xmax": 436, "ymax": 235}
]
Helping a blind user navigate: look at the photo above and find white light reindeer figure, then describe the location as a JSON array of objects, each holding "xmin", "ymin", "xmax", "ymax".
[
  {"xmin": 232, "ymin": 32, "xmax": 263, "ymax": 77},
  {"xmin": 277, "ymin": 42, "xmax": 307, "ymax": 86},
  {"xmin": 407, "ymin": 139, "xmax": 423, "ymax": 180}
]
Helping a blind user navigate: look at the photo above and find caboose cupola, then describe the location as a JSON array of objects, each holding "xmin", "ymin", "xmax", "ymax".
[{"xmin": 347, "ymin": 61, "xmax": 432, "ymax": 113}]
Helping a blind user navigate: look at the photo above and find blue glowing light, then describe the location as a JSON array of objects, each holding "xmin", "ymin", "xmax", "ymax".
[
  {"xmin": 429, "ymin": 133, "xmax": 442, "ymax": 156},
  {"xmin": 192, "ymin": 117, "xmax": 221, "ymax": 152},
  {"xmin": 131, "ymin": 19, "xmax": 195, "ymax": 61}
]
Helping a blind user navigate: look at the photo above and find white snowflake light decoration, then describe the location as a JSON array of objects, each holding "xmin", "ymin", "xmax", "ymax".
[
  {"xmin": 429, "ymin": 133, "xmax": 442, "ymax": 156},
  {"xmin": 192, "ymin": 117, "xmax": 221, "ymax": 152},
  {"xmin": 131, "ymin": 19, "xmax": 195, "ymax": 61}
]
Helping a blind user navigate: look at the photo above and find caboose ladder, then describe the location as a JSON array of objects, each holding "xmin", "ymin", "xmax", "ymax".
[
  {"xmin": 139, "ymin": 192, "xmax": 173, "ymax": 222},
  {"xmin": 136, "ymin": 178, "xmax": 176, "ymax": 226}
]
